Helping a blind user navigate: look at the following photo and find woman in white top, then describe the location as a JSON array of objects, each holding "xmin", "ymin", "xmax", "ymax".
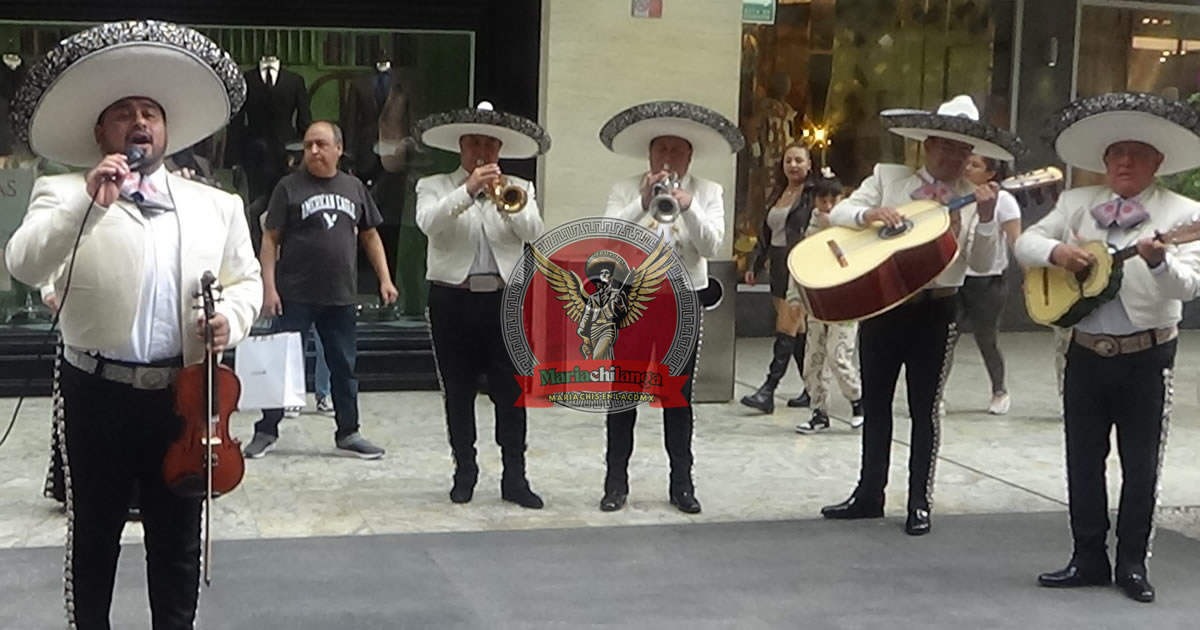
[
  {"xmin": 741, "ymin": 143, "xmax": 817, "ymax": 413},
  {"xmin": 958, "ymin": 154, "xmax": 1022, "ymax": 414}
]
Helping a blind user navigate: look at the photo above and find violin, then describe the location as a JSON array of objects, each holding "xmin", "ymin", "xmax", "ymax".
[{"xmin": 162, "ymin": 270, "xmax": 245, "ymax": 585}]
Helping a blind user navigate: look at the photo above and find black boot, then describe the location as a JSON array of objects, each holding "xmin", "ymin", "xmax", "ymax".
[
  {"xmin": 740, "ymin": 333, "xmax": 794, "ymax": 413},
  {"xmin": 787, "ymin": 333, "xmax": 810, "ymax": 407},
  {"xmin": 600, "ymin": 470, "xmax": 628, "ymax": 512},
  {"xmin": 501, "ymin": 451, "xmax": 544, "ymax": 509},
  {"xmin": 450, "ymin": 463, "xmax": 478, "ymax": 504}
]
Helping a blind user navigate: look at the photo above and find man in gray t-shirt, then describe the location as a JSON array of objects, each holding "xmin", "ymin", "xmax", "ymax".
[{"xmin": 245, "ymin": 121, "xmax": 398, "ymax": 460}]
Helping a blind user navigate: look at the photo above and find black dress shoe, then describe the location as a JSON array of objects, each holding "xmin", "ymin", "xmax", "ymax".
[
  {"xmin": 1116, "ymin": 572, "xmax": 1155, "ymax": 603},
  {"xmin": 904, "ymin": 508, "xmax": 931, "ymax": 536},
  {"xmin": 821, "ymin": 494, "xmax": 884, "ymax": 519},
  {"xmin": 1037, "ymin": 564, "xmax": 1112, "ymax": 588},
  {"xmin": 670, "ymin": 491, "xmax": 702, "ymax": 514},
  {"xmin": 600, "ymin": 490, "xmax": 627, "ymax": 512},
  {"xmin": 501, "ymin": 482, "xmax": 545, "ymax": 509},
  {"xmin": 787, "ymin": 390, "xmax": 811, "ymax": 408}
]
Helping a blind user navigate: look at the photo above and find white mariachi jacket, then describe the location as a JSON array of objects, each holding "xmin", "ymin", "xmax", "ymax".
[
  {"xmin": 605, "ymin": 172, "xmax": 725, "ymax": 291},
  {"xmin": 415, "ymin": 167, "xmax": 545, "ymax": 285},
  {"xmin": 828, "ymin": 164, "xmax": 1000, "ymax": 289},
  {"xmin": 5, "ymin": 172, "xmax": 263, "ymax": 367},
  {"xmin": 1015, "ymin": 184, "xmax": 1200, "ymax": 331}
]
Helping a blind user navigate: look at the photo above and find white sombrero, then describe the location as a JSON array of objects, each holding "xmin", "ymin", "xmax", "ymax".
[
  {"xmin": 413, "ymin": 101, "xmax": 550, "ymax": 159},
  {"xmin": 1044, "ymin": 92, "xmax": 1200, "ymax": 175},
  {"xmin": 880, "ymin": 95, "xmax": 1026, "ymax": 162},
  {"xmin": 10, "ymin": 20, "xmax": 245, "ymax": 168},
  {"xmin": 599, "ymin": 100, "xmax": 745, "ymax": 159}
]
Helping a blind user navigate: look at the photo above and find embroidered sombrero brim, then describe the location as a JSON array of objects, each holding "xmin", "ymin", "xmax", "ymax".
[
  {"xmin": 600, "ymin": 101, "xmax": 745, "ymax": 159},
  {"xmin": 414, "ymin": 109, "xmax": 550, "ymax": 159},
  {"xmin": 1043, "ymin": 92, "xmax": 1200, "ymax": 176},
  {"xmin": 881, "ymin": 111, "xmax": 1026, "ymax": 162},
  {"xmin": 10, "ymin": 20, "xmax": 245, "ymax": 168}
]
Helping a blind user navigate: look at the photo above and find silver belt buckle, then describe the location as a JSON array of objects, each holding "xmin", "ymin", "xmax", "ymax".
[
  {"xmin": 469, "ymin": 275, "xmax": 502, "ymax": 293},
  {"xmin": 1092, "ymin": 336, "xmax": 1119, "ymax": 358},
  {"xmin": 132, "ymin": 366, "xmax": 174, "ymax": 390}
]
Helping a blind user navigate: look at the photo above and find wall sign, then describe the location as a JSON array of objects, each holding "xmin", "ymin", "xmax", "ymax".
[
  {"xmin": 743, "ymin": 0, "xmax": 777, "ymax": 24},
  {"xmin": 632, "ymin": 0, "xmax": 663, "ymax": 19}
]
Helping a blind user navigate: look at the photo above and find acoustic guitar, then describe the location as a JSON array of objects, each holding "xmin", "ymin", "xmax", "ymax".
[
  {"xmin": 1024, "ymin": 216, "xmax": 1200, "ymax": 327},
  {"xmin": 787, "ymin": 167, "xmax": 1064, "ymax": 323}
]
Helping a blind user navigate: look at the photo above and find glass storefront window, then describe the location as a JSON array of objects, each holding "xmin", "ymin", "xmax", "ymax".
[
  {"xmin": 0, "ymin": 21, "xmax": 474, "ymax": 330},
  {"xmin": 1075, "ymin": 2, "xmax": 1200, "ymax": 196},
  {"xmin": 734, "ymin": 0, "xmax": 1017, "ymax": 274}
]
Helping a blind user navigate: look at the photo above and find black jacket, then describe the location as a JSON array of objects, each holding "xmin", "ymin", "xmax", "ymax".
[
  {"xmin": 225, "ymin": 67, "xmax": 312, "ymax": 166},
  {"xmin": 750, "ymin": 182, "xmax": 817, "ymax": 274}
]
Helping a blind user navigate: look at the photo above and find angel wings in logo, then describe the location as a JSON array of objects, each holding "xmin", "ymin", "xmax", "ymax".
[{"xmin": 531, "ymin": 237, "xmax": 674, "ymax": 360}]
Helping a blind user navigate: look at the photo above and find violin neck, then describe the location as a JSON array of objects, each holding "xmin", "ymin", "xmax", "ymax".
[{"xmin": 946, "ymin": 193, "xmax": 977, "ymax": 212}]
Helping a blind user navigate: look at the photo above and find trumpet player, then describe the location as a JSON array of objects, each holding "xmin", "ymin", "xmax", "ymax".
[
  {"xmin": 597, "ymin": 100, "xmax": 743, "ymax": 513},
  {"xmin": 413, "ymin": 101, "xmax": 550, "ymax": 508}
]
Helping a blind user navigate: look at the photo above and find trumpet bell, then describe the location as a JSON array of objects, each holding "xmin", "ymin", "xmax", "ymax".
[
  {"xmin": 652, "ymin": 194, "xmax": 680, "ymax": 223},
  {"xmin": 489, "ymin": 178, "xmax": 527, "ymax": 214}
]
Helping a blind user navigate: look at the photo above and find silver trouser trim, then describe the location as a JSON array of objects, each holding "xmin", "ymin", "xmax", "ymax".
[
  {"xmin": 61, "ymin": 358, "xmax": 77, "ymax": 629},
  {"xmin": 924, "ymin": 320, "xmax": 960, "ymax": 511},
  {"xmin": 1146, "ymin": 366, "xmax": 1174, "ymax": 570}
]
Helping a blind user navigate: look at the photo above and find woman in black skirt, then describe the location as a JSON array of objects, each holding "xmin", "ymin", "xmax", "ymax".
[{"xmin": 741, "ymin": 142, "xmax": 818, "ymax": 413}]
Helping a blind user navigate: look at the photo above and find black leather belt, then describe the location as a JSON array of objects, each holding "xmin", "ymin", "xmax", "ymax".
[{"xmin": 907, "ymin": 287, "xmax": 958, "ymax": 305}]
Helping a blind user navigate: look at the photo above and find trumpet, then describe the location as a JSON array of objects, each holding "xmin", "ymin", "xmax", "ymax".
[
  {"xmin": 477, "ymin": 159, "xmax": 527, "ymax": 214},
  {"xmin": 650, "ymin": 167, "xmax": 681, "ymax": 223}
]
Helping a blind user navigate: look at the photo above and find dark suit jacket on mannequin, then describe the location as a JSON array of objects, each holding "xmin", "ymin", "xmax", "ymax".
[
  {"xmin": 341, "ymin": 66, "xmax": 420, "ymax": 184},
  {"xmin": 225, "ymin": 66, "xmax": 312, "ymax": 200}
]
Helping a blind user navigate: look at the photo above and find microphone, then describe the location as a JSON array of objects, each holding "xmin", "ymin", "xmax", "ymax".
[{"xmin": 105, "ymin": 146, "xmax": 146, "ymax": 182}]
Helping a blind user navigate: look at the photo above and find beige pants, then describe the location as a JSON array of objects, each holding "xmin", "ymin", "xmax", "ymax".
[{"xmin": 802, "ymin": 316, "xmax": 862, "ymax": 412}]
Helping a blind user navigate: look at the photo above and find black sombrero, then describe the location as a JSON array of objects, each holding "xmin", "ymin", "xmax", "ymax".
[
  {"xmin": 599, "ymin": 100, "xmax": 745, "ymax": 159},
  {"xmin": 1043, "ymin": 92, "xmax": 1200, "ymax": 176},
  {"xmin": 10, "ymin": 20, "xmax": 245, "ymax": 168},
  {"xmin": 413, "ymin": 101, "xmax": 550, "ymax": 159},
  {"xmin": 880, "ymin": 94, "xmax": 1026, "ymax": 161}
]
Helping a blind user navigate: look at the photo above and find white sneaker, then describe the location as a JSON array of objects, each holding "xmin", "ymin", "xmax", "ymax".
[
  {"xmin": 988, "ymin": 392, "xmax": 1011, "ymax": 415},
  {"xmin": 284, "ymin": 407, "xmax": 301, "ymax": 418}
]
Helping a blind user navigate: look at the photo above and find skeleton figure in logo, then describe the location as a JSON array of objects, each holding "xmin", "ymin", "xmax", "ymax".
[{"xmin": 532, "ymin": 236, "xmax": 674, "ymax": 361}]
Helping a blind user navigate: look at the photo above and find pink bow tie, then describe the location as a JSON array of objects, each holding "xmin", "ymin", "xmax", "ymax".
[
  {"xmin": 1090, "ymin": 197, "xmax": 1147, "ymax": 229},
  {"xmin": 119, "ymin": 174, "xmax": 174, "ymax": 212},
  {"xmin": 911, "ymin": 180, "xmax": 955, "ymax": 204}
]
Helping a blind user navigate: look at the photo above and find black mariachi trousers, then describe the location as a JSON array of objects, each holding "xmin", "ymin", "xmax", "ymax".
[
  {"xmin": 1063, "ymin": 337, "xmax": 1174, "ymax": 573},
  {"xmin": 60, "ymin": 362, "xmax": 202, "ymax": 630},
  {"xmin": 427, "ymin": 284, "xmax": 528, "ymax": 475},
  {"xmin": 604, "ymin": 332, "xmax": 700, "ymax": 494},
  {"xmin": 855, "ymin": 294, "xmax": 958, "ymax": 511}
]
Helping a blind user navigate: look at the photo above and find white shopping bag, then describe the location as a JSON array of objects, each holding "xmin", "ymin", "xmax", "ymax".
[{"xmin": 234, "ymin": 331, "xmax": 306, "ymax": 410}]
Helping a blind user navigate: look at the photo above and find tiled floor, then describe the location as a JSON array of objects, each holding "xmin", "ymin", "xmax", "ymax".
[{"xmin": 2, "ymin": 331, "xmax": 1199, "ymax": 549}]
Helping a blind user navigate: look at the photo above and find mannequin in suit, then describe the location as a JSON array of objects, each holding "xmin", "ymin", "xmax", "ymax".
[
  {"xmin": 1, "ymin": 50, "xmax": 25, "ymax": 157},
  {"xmin": 342, "ymin": 51, "xmax": 419, "ymax": 185},
  {"xmin": 225, "ymin": 52, "xmax": 312, "ymax": 200}
]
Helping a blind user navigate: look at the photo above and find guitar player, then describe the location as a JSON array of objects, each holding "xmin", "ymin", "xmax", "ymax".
[
  {"xmin": 1015, "ymin": 93, "xmax": 1200, "ymax": 604},
  {"xmin": 817, "ymin": 95, "xmax": 1026, "ymax": 536}
]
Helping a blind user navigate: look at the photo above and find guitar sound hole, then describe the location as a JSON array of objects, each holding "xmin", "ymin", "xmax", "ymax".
[{"xmin": 877, "ymin": 219, "xmax": 913, "ymax": 239}]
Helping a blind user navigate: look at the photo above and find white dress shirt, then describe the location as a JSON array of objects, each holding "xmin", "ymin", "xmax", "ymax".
[
  {"xmin": 1015, "ymin": 184, "xmax": 1200, "ymax": 334},
  {"xmin": 260, "ymin": 59, "xmax": 279, "ymax": 86},
  {"xmin": 829, "ymin": 164, "xmax": 998, "ymax": 289}
]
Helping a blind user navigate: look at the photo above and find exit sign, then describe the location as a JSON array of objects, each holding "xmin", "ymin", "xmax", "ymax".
[{"xmin": 743, "ymin": 0, "xmax": 776, "ymax": 24}]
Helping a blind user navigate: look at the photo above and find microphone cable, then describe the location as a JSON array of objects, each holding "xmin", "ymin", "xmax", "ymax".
[{"xmin": 0, "ymin": 151, "xmax": 143, "ymax": 449}]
